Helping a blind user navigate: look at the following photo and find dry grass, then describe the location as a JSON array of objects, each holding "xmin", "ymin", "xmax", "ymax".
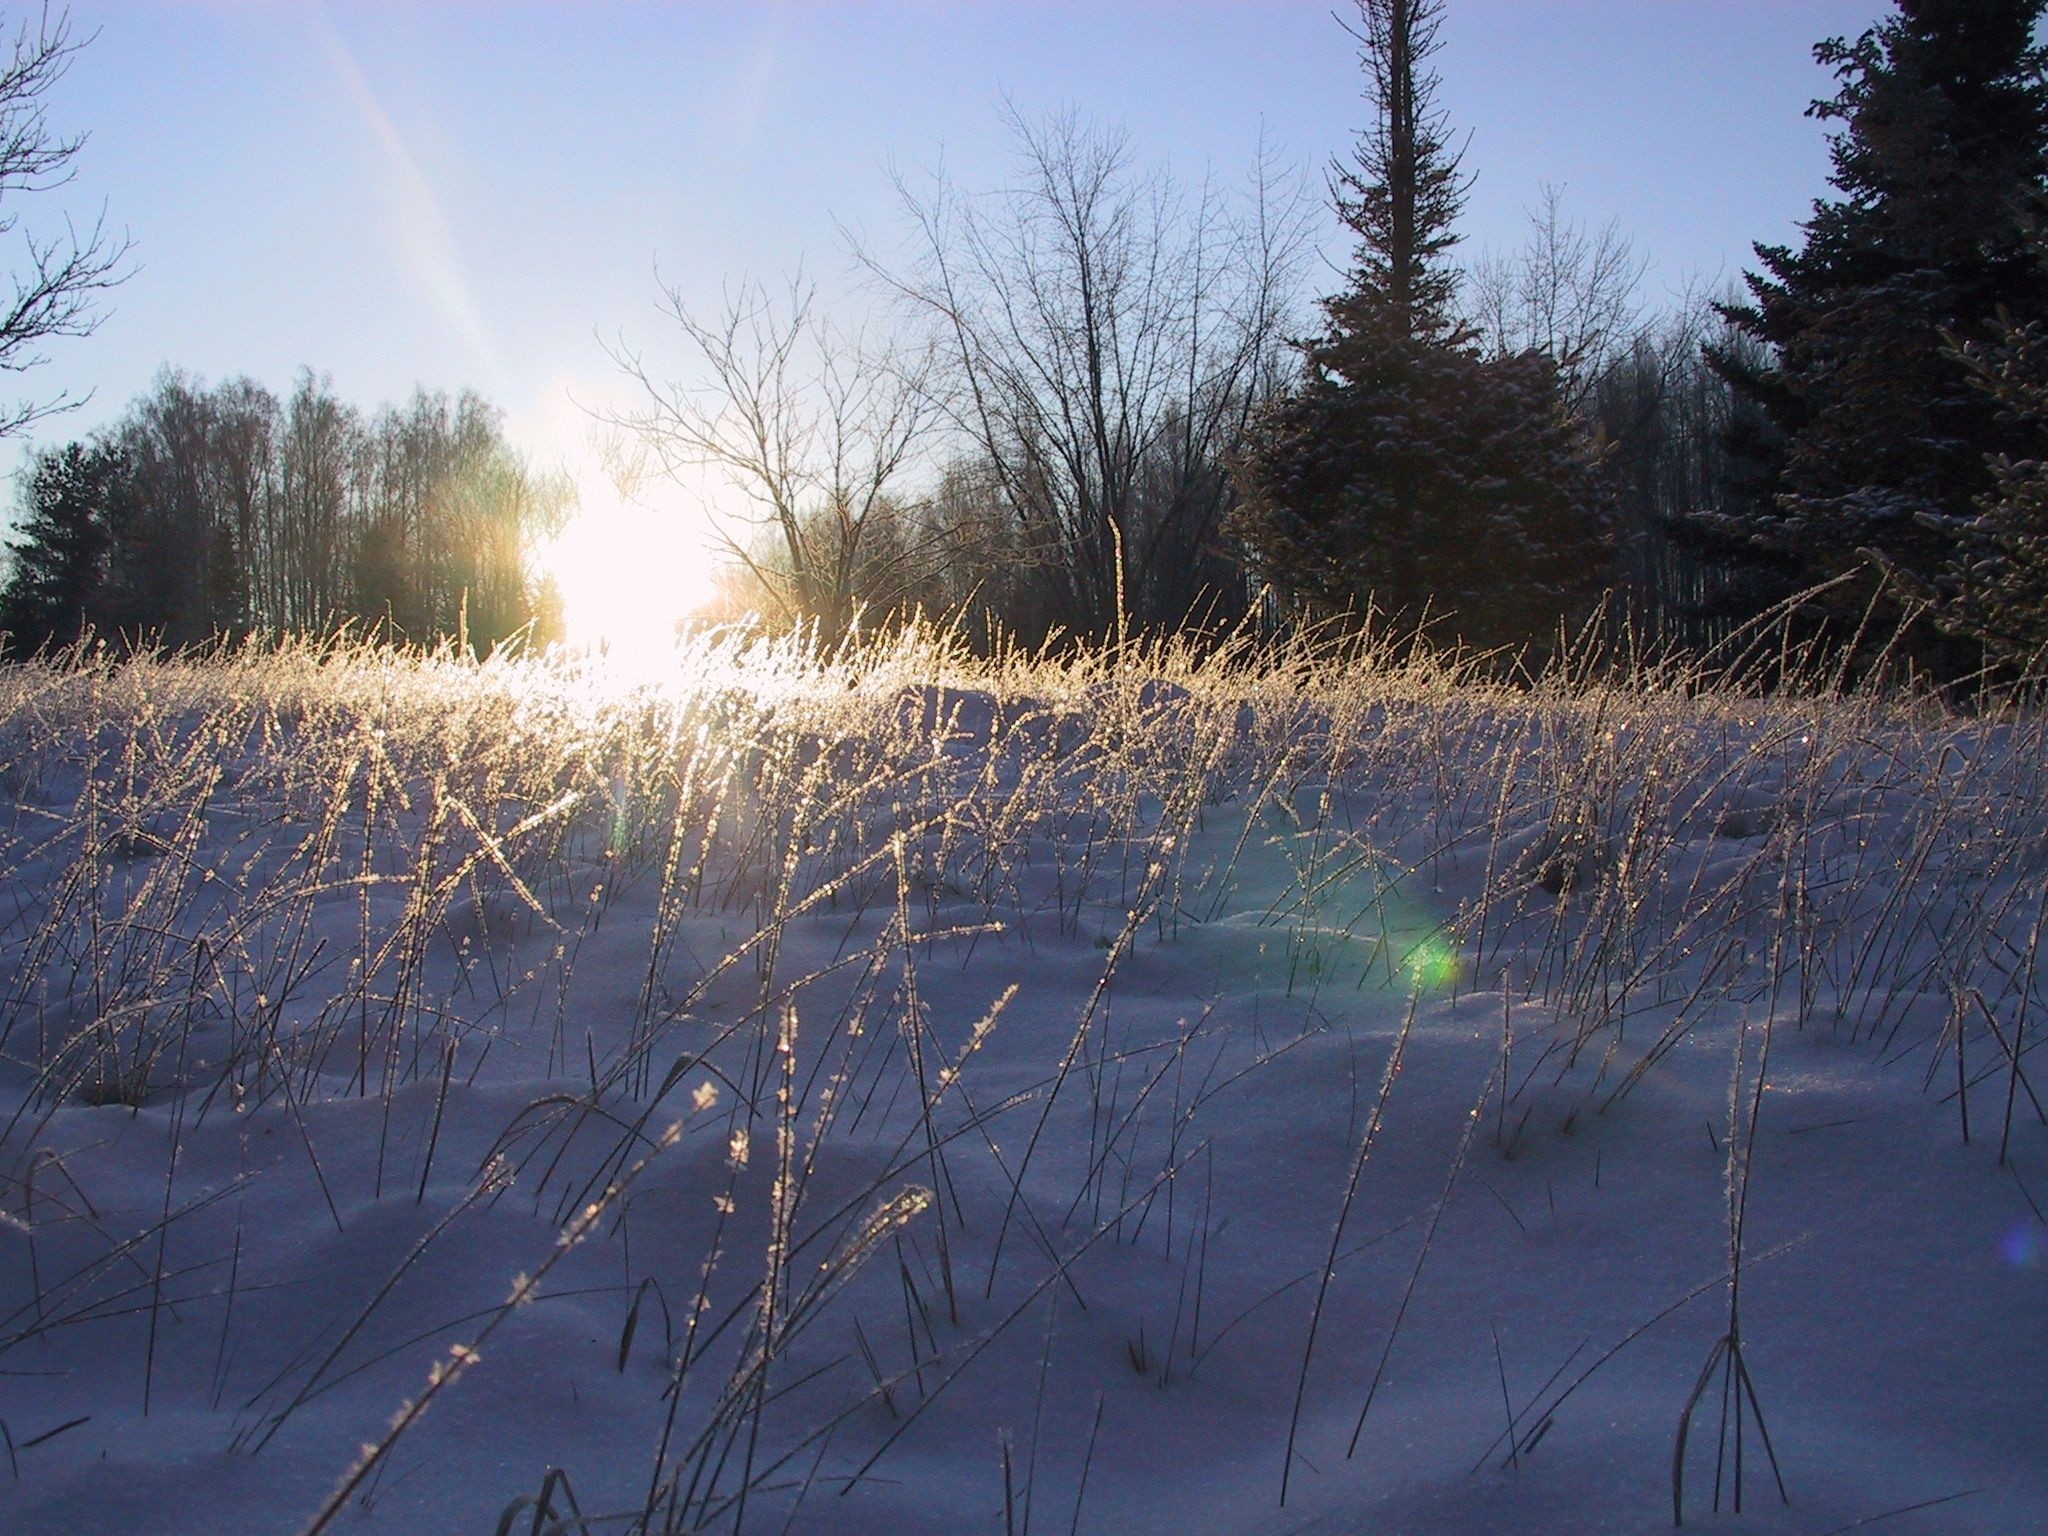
[{"xmin": 0, "ymin": 616, "xmax": 2039, "ymax": 1532}]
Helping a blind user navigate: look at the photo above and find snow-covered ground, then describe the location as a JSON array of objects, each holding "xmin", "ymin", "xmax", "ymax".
[{"xmin": 0, "ymin": 631, "xmax": 2042, "ymax": 1535}]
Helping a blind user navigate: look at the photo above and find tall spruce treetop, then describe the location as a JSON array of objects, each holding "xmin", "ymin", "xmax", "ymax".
[
  {"xmin": 1327, "ymin": 0, "xmax": 1469, "ymax": 345},
  {"xmin": 1709, "ymin": 0, "xmax": 2048, "ymax": 620},
  {"xmin": 1231, "ymin": 0, "xmax": 1611, "ymax": 655}
]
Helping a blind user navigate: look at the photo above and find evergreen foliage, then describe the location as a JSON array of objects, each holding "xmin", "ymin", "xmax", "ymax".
[
  {"xmin": 1329, "ymin": 0, "xmax": 1466, "ymax": 342},
  {"xmin": 1232, "ymin": 0, "xmax": 1612, "ymax": 655},
  {"xmin": 1236, "ymin": 327, "xmax": 1610, "ymax": 648},
  {"xmin": 1705, "ymin": 0, "xmax": 2048, "ymax": 651},
  {"xmin": 1939, "ymin": 313, "xmax": 2048, "ymax": 661},
  {"xmin": 0, "ymin": 441, "xmax": 128, "ymax": 655}
]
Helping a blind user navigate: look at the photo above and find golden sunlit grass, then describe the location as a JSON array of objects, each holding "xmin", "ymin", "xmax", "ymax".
[{"xmin": 0, "ymin": 619, "xmax": 2039, "ymax": 1531}]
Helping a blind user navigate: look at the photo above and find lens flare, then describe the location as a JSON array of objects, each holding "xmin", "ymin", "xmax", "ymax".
[
  {"xmin": 1401, "ymin": 933, "xmax": 1463, "ymax": 994},
  {"xmin": 2001, "ymin": 1221, "xmax": 2042, "ymax": 1269}
]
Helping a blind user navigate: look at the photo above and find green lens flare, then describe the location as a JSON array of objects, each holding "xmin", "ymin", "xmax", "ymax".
[{"xmin": 1401, "ymin": 934, "xmax": 1461, "ymax": 993}]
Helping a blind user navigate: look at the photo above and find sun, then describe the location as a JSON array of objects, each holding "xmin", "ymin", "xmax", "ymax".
[{"xmin": 540, "ymin": 474, "xmax": 724, "ymax": 663}]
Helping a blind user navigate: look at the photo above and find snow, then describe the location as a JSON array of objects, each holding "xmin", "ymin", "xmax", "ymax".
[{"xmin": 0, "ymin": 636, "xmax": 2042, "ymax": 1535}]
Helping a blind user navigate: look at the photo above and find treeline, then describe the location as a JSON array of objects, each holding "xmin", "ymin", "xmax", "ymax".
[
  {"xmin": 624, "ymin": 0, "xmax": 2048, "ymax": 683},
  {"xmin": 9, "ymin": 0, "xmax": 2037, "ymax": 683},
  {"xmin": 604, "ymin": 110, "xmax": 1307, "ymax": 652},
  {"xmin": 668, "ymin": 293, "xmax": 1769, "ymax": 658},
  {"xmin": 1222, "ymin": 0, "xmax": 2048, "ymax": 678},
  {"xmin": 1234, "ymin": 0, "xmax": 2048, "ymax": 680},
  {"xmin": 0, "ymin": 370, "xmax": 570, "ymax": 656},
  {"xmin": 598, "ymin": 55, "xmax": 1785, "ymax": 665}
]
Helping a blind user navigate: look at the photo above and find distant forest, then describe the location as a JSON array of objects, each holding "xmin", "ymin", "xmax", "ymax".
[
  {"xmin": 5, "ymin": 0, "xmax": 2047, "ymax": 683},
  {"xmin": 1, "ymin": 370, "xmax": 569, "ymax": 655}
]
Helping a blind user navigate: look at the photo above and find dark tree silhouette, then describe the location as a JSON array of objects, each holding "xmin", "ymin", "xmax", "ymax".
[
  {"xmin": 862, "ymin": 108, "xmax": 1308, "ymax": 646},
  {"xmin": 0, "ymin": 438, "xmax": 126, "ymax": 653},
  {"xmin": 1232, "ymin": 0, "xmax": 1612, "ymax": 656},
  {"xmin": 1939, "ymin": 311, "xmax": 2048, "ymax": 663},
  {"xmin": 1329, "ymin": 0, "xmax": 1468, "ymax": 343},
  {"xmin": 3, "ymin": 369, "xmax": 568, "ymax": 655},
  {"xmin": 106, "ymin": 370, "xmax": 251, "ymax": 646},
  {"xmin": 0, "ymin": 7, "xmax": 130, "ymax": 437},
  {"xmin": 1703, "ymin": 0, "xmax": 2048, "ymax": 660}
]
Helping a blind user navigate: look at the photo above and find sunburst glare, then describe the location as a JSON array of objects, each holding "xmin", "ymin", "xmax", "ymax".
[{"xmin": 542, "ymin": 472, "xmax": 724, "ymax": 664}]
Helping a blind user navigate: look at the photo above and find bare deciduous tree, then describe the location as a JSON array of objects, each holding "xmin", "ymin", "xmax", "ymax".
[
  {"xmin": 104, "ymin": 370, "xmax": 255, "ymax": 644},
  {"xmin": 346, "ymin": 388, "xmax": 559, "ymax": 649},
  {"xmin": 605, "ymin": 276, "xmax": 936, "ymax": 639},
  {"xmin": 275, "ymin": 370, "xmax": 358, "ymax": 634},
  {"xmin": 1461, "ymin": 192, "xmax": 1783, "ymax": 644},
  {"xmin": 0, "ymin": 5, "xmax": 130, "ymax": 437},
  {"xmin": 859, "ymin": 106, "xmax": 1310, "ymax": 643},
  {"xmin": 1464, "ymin": 185, "xmax": 1650, "ymax": 413}
]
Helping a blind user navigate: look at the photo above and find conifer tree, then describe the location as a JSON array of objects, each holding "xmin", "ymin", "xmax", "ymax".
[
  {"xmin": 1940, "ymin": 314, "xmax": 2048, "ymax": 662},
  {"xmin": 0, "ymin": 440, "xmax": 128, "ymax": 655},
  {"xmin": 1232, "ymin": 0, "xmax": 1611, "ymax": 654},
  {"xmin": 1329, "ymin": 0, "xmax": 1466, "ymax": 344},
  {"xmin": 1705, "ymin": 0, "xmax": 2048, "ymax": 649}
]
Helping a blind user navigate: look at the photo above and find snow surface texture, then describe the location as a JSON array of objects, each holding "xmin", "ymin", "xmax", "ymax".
[{"xmin": 0, "ymin": 632, "xmax": 2042, "ymax": 1536}]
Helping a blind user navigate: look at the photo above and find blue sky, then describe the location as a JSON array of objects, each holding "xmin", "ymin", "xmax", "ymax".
[{"xmin": 13, "ymin": 0, "xmax": 1892, "ymax": 482}]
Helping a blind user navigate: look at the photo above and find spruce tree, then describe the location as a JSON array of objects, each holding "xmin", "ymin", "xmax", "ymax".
[
  {"xmin": 1329, "ymin": 0, "xmax": 1466, "ymax": 344},
  {"xmin": 1232, "ymin": 0, "xmax": 1611, "ymax": 655},
  {"xmin": 1705, "ymin": 0, "xmax": 2048, "ymax": 651},
  {"xmin": 1940, "ymin": 313, "xmax": 2048, "ymax": 662},
  {"xmin": 0, "ymin": 441, "xmax": 127, "ymax": 656}
]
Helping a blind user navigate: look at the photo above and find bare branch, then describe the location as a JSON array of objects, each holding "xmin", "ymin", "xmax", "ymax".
[
  {"xmin": 0, "ymin": 5, "xmax": 134, "ymax": 436},
  {"xmin": 600, "ymin": 275, "xmax": 938, "ymax": 635},
  {"xmin": 851, "ymin": 106, "xmax": 1311, "ymax": 640}
]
